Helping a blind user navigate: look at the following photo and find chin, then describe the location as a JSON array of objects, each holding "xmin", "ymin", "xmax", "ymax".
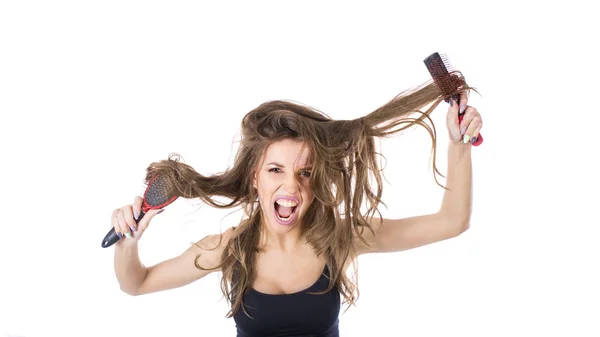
[
  {"xmin": 263, "ymin": 206, "xmax": 303, "ymax": 233},
  {"xmin": 268, "ymin": 212, "xmax": 299, "ymax": 231}
]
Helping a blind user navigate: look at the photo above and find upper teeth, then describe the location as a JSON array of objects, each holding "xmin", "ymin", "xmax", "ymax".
[{"xmin": 276, "ymin": 199, "xmax": 297, "ymax": 207}]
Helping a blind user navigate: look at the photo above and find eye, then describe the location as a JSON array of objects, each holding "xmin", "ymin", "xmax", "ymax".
[
  {"xmin": 299, "ymin": 170, "xmax": 311, "ymax": 178},
  {"xmin": 268, "ymin": 167, "xmax": 282, "ymax": 173}
]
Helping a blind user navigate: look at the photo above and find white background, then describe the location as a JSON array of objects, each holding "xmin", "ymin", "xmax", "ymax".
[{"xmin": 1, "ymin": 1, "xmax": 598, "ymax": 336}]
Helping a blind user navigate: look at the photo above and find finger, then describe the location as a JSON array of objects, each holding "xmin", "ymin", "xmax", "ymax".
[
  {"xmin": 446, "ymin": 98, "xmax": 461, "ymax": 142},
  {"xmin": 470, "ymin": 124, "xmax": 482, "ymax": 145},
  {"xmin": 464, "ymin": 115, "xmax": 482, "ymax": 144},
  {"xmin": 136, "ymin": 208, "xmax": 164, "ymax": 232},
  {"xmin": 459, "ymin": 106, "xmax": 477, "ymax": 135},
  {"xmin": 458, "ymin": 91, "xmax": 469, "ymax": 115},
  {"xmin": 111, "ymin": 209, "xmax": 118, "ymax": 227},
  {"xmin": 122, "ymin": 205, "xmax": 138, "ymax": 233},
  {"xmin": 133, "ymin": 196, "xmax": 143, "ymax": 222},
  {"xmin": 111, "ymin": 209, "xmax": 123, "ymax": 239},
  {"xmin": 117, "ymin": 208, "xmax": 132, "ymax": 239}
]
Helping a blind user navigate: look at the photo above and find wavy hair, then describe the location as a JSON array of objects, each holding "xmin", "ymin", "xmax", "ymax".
[{"xmin": 142, "ymin": 71, "xmax": 474, "ymax": 318}]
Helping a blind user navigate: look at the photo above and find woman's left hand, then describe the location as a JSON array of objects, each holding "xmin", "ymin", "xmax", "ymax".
[{"xmin": 446, "ymin": 92, "xmax": 482, "ymax": 145}]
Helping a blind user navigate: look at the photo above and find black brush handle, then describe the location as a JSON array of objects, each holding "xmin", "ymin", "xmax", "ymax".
[{"xmin": 101, "ymin": 210, "xmax": 146, "ymax": 248}]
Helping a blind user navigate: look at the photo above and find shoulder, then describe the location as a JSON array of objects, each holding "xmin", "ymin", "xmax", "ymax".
[
  {"xmin": 197, "ymin": 226, "xmax": 236, "ymax": 249},
  {"xmin": 189, "ymin": 226, "xmax": 237, "ymax": 270},
  {"xmin": 343, "ymin": 216, "xmax": 379, "ymax": 255}
]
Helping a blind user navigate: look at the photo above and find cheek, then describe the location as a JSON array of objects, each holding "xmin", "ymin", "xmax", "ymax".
[{"xmin": 301, "ymin": 186, "xmax": 314, "ymax": 208}]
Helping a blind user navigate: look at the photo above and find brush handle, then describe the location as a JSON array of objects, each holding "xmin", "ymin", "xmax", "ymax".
[
  {"xmin": 101, "ymin": 227, "xmax": 121, "ymax": 248},
  {"xmin": 101, "ymin": 210, "xmax": 146, "ymax": 248}
]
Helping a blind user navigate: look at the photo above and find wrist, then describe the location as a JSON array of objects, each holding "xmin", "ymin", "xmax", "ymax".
[
  {"xmin": 116, "ymin": 237, "xmax": 139, "ymax": 251},
  {"xmin": 448, "ymin": 141, "xmax": 472, "ymax": 156}
]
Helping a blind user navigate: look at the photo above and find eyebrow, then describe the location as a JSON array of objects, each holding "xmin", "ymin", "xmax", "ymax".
[{"xmin": 266, "ymin": 162, "xmax": 312, "ymax": 170}]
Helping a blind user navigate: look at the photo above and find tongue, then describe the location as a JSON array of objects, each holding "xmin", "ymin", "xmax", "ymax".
[{"xmin": 277, "ymin": 205, "xmax": 293, "ymax": 218}]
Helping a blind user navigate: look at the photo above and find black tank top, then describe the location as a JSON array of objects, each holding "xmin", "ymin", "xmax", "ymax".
[{"xmin": 233, "ymin": 266, "xmax": 340, "ymax": 337}]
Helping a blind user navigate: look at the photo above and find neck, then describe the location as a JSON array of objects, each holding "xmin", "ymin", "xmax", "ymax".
[{"xmin": 259, "ymin": 223, "xmax": 304, "ymax": 252}]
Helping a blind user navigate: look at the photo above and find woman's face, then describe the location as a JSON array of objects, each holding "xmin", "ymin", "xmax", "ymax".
[{"xmin": 254, "ymin": 139, "xmax": 314, "ymax": 235}]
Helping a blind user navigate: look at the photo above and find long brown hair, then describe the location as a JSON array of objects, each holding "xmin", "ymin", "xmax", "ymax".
[{"xmin": 143, "ymin": 72, "xmax": 473, "ymax": 318}]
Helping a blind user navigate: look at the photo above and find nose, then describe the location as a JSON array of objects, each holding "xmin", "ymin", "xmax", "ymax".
[{"xmin": 281, "ymin": 171, "xmax": 300, "ymax": 194}]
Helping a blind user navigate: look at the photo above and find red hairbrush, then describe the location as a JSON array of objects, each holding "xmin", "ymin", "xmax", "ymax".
[
  {"xmin": 102, "ymin": 174, "xmax": 178, "ymax": 248},
  {"xmin": 424, "ymin": 52, "xmax": 483, "ymax": 146}
]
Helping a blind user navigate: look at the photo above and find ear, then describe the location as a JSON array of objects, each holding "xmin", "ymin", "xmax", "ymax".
[{"xmin": 252, "ymin": 170, "xmax": 257, "ymax": 189}]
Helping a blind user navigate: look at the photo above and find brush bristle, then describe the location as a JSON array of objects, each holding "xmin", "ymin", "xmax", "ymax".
[
  {"xmin": 439, "ymin": 53, "xmax": 454, "ymax": 72},
  {"xmin": 424, "ymin": 52, "xmax": 463, "ymax": 99},
  {"xmin": 144, "ymin": 175, "xmax": 173, "ymax": 207}
]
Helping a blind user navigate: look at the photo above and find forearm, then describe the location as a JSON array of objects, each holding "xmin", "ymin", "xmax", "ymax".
[
  {"xmin": 439, "ymin": 142, "xmax": 473, "ymax": 229},
  {"xmin": 114, "ymin": 241, "xmax": 147, "ymax": 294}
]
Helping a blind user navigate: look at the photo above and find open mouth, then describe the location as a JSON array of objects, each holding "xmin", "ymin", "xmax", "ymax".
[{"xmin": 274, "ymin": 199, "xmax": 298, "ymax": 225}]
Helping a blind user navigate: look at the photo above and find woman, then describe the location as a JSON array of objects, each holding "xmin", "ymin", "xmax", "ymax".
[{"xmin": 111, "ymin": 74, "xmax": 482, "ymax": 336}]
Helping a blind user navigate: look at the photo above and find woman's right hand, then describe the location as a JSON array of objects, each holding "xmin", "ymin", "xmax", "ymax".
[{"xmin": 111, "ymin": 196, "xmax": 164, "ymax": 245}]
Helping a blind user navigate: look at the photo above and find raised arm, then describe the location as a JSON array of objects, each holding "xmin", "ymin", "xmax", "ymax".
[
  {"xmin": 355, "ymin": 142, "xmax": 472, "ymax": 254},
  {"xmin": 355, "ymin": 94, "xmax": 481, "ymax": 255}
]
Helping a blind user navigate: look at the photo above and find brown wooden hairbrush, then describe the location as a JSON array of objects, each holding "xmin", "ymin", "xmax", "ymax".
[{"xmin": 424, "ymin": 52, "xmax": 483, "ymax": 146}]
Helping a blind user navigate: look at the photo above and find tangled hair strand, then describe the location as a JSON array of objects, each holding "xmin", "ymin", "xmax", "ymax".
[{"xmin": 143, "ymin": 72, "xmax": 476, "ymax": 318}]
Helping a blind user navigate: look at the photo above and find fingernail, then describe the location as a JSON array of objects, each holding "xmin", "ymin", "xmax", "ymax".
[
  {"xmin": 157, "ymin": 209, "xmax": 164, "ymax": 214},
  {"xmin": 117, "ymin": 232, "xmax": 123, "ymax": 239},
  {"xmin": 459, "ymin": 104, "xmax": 466, "ymax": 114},
  {"xmin": 449, "ymin": 99, "xmax": 454, "ymax": 107},
  {"xmin": 463, "ymin": 134, "xmax": 470, "ymax": 144},
  {"xmin": 471, "ymin": 136, "xmax": 478, "ymax": 144},
  {"xmin": 460, "ymin": 126, "xmax": 467, "ymax": 135},
  {"xmin": 125, "ymin": 232, "xmax": 132, "ymax": 239},
  {"xmin": 134, "ymin": 211, "xmax": 139, "ymax": 221},
  {"xmin": 129, "ymin": 225, "xmax": 137, "ymax": 232}
]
